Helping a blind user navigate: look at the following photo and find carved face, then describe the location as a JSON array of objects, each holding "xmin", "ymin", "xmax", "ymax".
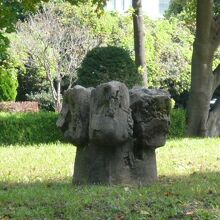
[{"xmin": 130, "ymin": 89, "xmax": 171, "ymax": 149}]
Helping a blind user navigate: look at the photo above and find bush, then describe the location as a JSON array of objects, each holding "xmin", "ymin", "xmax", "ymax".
[
  {"xmin": 16, "ymin": 66, "xmax": 48, "ymax": 101},
  {"xmin": 27, "ymin": 91, "xmax": 54, "ymax": 111},
  {"xmin": 0, "ymin": 112, "xmax": 63, "ymax": 145},
  {"xmin": 77, "ymin": 46, "xmax": 143, "ymax": 88},
  {"xmin": 0, "ymin": 109, "xmax": 186, "ymax": 146},
  {"xmin": 0, "ymin": 67, "xmax": 18, "ymax": 101},
  {"xmin": 169, "ymin": 108, "xmax": 186, "ymax": 138}
]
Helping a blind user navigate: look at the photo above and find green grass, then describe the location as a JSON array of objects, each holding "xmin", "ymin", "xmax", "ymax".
[{"xmin": 1, "ymin": 138, "xmax": 220, "ymax": 219}]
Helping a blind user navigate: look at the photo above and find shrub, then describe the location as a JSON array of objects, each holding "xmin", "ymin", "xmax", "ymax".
[
  {"xmin": 16, "ymin": 66, "xmax": 48, "ymax": 101},
  {"xmin": 169, "ymin": 108, "xmax": 186, "ymax": 138},
  {"xmin": 0, "ymin": 67, "xmax": 18, "ymax": 101},
  {"xmin": 0, "ymin": 112, "xmax": 63, "ymax": 145},
  {"xmin": 27, "ymin": 91, "xmax": 54, "ymax": 111},
  {"xmin": 77, "ymin": 46, "xmax": 143, "ymax": 88}
]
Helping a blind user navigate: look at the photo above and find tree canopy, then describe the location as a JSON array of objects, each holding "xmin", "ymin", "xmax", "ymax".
[
  {"xmin": 0, "ymin": 0, "xmax": 106, "ymax": 32},
  {"xmin": 166, "ymin": 0, "xmax": 220, "ymax": 30}
]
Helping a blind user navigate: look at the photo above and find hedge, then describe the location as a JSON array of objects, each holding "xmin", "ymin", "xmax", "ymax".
[
  {"xmin": 0, "ymin": 109, "xmax": 186, "ymax": 145},
  {"xmin": 0, "ymin": 101, "xmax": 39, "ymax": 112},
  {"xmin": 169, "ymin": 108, "xmax": 186, "ymax": 138},
  {"xmin": 0, "ymin": 112, "xmax": 63, "ymax": 145}
]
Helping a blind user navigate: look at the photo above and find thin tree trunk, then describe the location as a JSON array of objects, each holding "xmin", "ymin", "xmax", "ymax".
[
  {"xmin": 56, "ymin": 78, "xmax": 62, "ymax": 112},
  {"xmin": 132, "ymin": 0, "xmax": 147, "ymax": 87}
]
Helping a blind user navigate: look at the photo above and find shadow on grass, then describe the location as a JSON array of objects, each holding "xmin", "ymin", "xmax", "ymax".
[
  {"xmin": 1, "ymin": 171, "xmax": 220, "ymax": 193},
  {"xmin": 1, "ymin": 172, "xmax": 220, "ymax": 219}
]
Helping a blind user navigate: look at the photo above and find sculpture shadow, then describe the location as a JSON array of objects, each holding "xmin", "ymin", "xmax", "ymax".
[{"xmin": 1, "ymin": 170, "xmax": 219, "ymax": 191}]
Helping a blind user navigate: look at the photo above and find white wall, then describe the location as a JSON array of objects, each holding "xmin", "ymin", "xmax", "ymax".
[
  {"xmin": 142, "ymin": 0, "xmax": 160, "ymax": 19},
  {"xmin": 106, "ymin": 0, "xmax": 170, "ymax": 19}
]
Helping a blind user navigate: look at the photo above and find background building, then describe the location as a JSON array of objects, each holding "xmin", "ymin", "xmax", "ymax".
[{"xmin": 106, "ymin": 0, "xmax": 171, "ymax": 19}]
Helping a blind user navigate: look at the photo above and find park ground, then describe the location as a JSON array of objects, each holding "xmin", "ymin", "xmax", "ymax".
[{"xmin": 0, "ymin": 138, "xmax": 220, "ymax": 220}]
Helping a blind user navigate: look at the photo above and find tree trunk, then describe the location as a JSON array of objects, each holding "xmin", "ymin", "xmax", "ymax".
[
  {"xmin": 187, "ymin": 0, "xmax": 220, "ymax": 137},
  {"xmin": 187, "ymin": 43, "xmax": 214, "ymax": 136},
  {"xmin": 132, "ymin": 0, "xmax": 147, "ymax": 87}
]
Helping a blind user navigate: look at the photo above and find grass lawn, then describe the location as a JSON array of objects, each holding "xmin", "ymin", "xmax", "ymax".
[{"xmin": 0, "ymin": 138, "xmax": 220, "ymax": 219}]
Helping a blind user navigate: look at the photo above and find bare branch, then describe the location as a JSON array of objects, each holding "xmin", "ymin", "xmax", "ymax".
[{"xmin": 11, "ymin": 2, "xmax": 99, "ymax": 111}]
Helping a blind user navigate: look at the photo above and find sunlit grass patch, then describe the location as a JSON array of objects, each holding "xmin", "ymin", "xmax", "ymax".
[
  {"xmin": 0, "ymin": 139, "xmax": 220, "ymax": 219},
  {"xmin": 0, "ymin": 143, "xmax": 75, "ymax": 184},
  {"xmin": 157, "ymin": 138, "xmax": 220, "ymax": 176}
]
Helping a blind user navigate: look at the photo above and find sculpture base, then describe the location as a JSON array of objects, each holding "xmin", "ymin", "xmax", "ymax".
[{"xmin": 73, "ymin": 143, "xmax": 157, "ymax": 186}]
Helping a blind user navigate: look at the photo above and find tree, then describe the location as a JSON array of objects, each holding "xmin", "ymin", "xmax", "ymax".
[
  {"xmin": 165, "ymin": 0, "xmax": 220, "ymax": 30},
  {"xmin": 187, "ymin": 0, "xmax": 220, "ymax": 136},
  {"xmin": 0, "ymin": 67, "xmax": 18, "ymax": 101},
  {"xmin": 12, "ymin": 3, "xmax": 98, "ymax": 112},
  {"xmin": 0, "ymin": 0, "xmax": 106, "ymax": 31},
  {"xmin": 0, "ymin": 0, "xmax": 105, "ymax": 58},
  {"xmin": 132, "ymin": 0, "xmax": 147, "ymax": 86}
]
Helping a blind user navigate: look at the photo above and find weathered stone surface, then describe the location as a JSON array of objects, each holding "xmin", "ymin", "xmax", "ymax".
[
  {"xmin": 74, "ymin": 82, "xmax": 134, "ymax": 185},
  {"xmin": 56, "ymin": 85, "xmax": 92, "ymax": 147},
  {"xmin": 130, "ymin": 88, "xmax": 171, "ymax": 149},
  {"xmin": 129, "ymin": 88, "xmax": 171, "ymax": 184},
  {"xmin": 89, "ymin": 81, "xmax": 133, "ymax": 146},
  {"xmin": 57, "ymin": 81, "xmax": 171, "ymax": 186}
]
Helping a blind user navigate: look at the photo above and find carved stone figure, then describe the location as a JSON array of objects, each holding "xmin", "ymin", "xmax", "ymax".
[
  {"xmin": 129, "ymin": 88, "xmax": 171, "ymax": 184},
  {"xmin": 57, "ymin": 85, "xmax": 92, "ymax": 147},
  {"xmin": 57, "ymin": 81, "xmax": 171, "ymax": 185}
]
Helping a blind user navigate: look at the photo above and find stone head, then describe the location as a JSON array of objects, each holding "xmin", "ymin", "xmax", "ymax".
[
  {"xmin": 57, "ymin": 85, "xmax": 92, "ymax": 147},
  {"xmin": 89, "ymin": 81, "xmax": 133, "ymax": 146},
  {"xmin": 130, "ymin": 88, "xmax": 171, "ymax": 148}
]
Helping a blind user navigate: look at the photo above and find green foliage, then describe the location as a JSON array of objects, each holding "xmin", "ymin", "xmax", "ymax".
[
  {"xmin": 0, "ymin": 108, "xmax": 186, "ymax": 146},
  {"xmin": 16, "ymin": 66, "xmax": 45, "ymax": 100},
  {"xmin": 74, "ymin": 11, "xmax": 192, "ymax": 105},
  {"xmin": 55, "ymin": 1, "xmax": 128, "ymax": 48},
  {"xmin": 6, "ymin": 1, "xmax": 194, "ymax": 106},
  {"xmin": 165, "ymin": 0, "xmax": 220, "ymax": 30},
  {"xmin": 77, "ymin": 46, "xmax": 143, "ymax": 88},
  {"xmin": 16, "ymin": 66, "xmax": 54, "ymax": 111},
  {"xmin": 0, "ymin": 67, "xmax": 18, "ymax": 101},
  {"xmin": 0, "ymin": 33, "xmax": 10, "ymax": 64},
  {"xmin": 169, "ymin": 108, "xmax": 186, "ymax": 138},
  {"xmin": 0, "ymin": 0, "xmax": 105, "ymax": 32},
  {"xmin": 144, "ymin": 18, "xmax": 193, "ymax": 106},
  {"xmin": 27, "ymin": 91, "xmax": 54, "ymax": 111},
  {"xmin": 0, "ymin": 112, "xmax": 63, "ymax": 145}
]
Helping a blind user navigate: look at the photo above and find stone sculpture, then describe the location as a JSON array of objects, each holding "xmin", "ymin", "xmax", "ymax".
[{"xmin": 57, "ymin": 81, "xmax": 171, "ymax": 186}]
